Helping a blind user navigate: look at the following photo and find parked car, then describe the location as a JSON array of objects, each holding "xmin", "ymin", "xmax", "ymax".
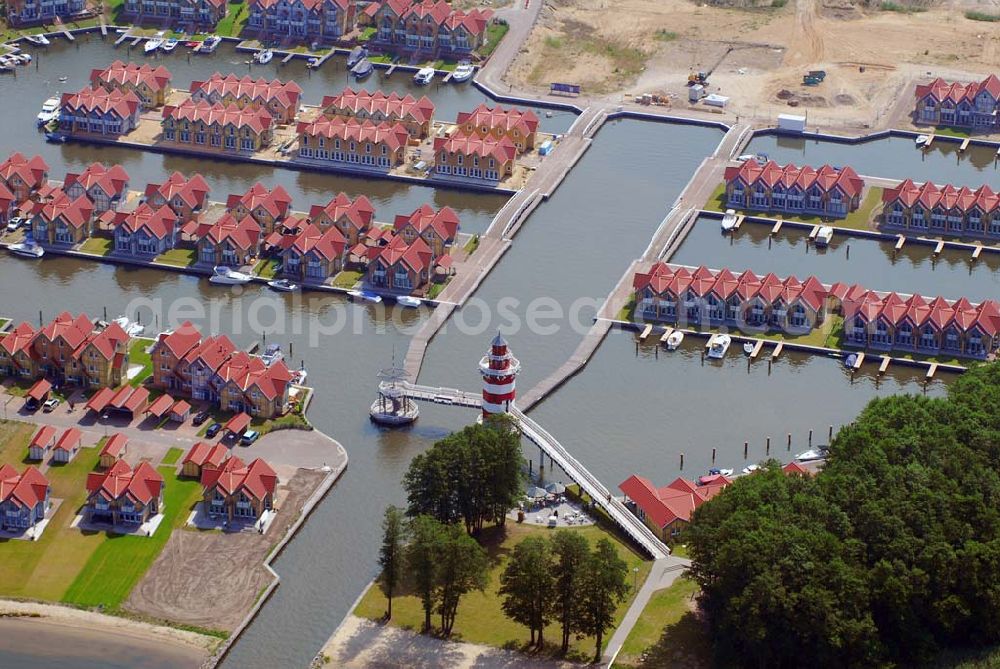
[
  {"xmin": 42, "ymin": 398, "xmax": 60, "ymax": 412},
  {"xmin": 205, "ymin": 422, "xmax": 222, "ymax": 438},
  {"xmin": 24, "ymin": 397, "xmax": 40, "ymax": 411},
  {"xmin": 240, "ymin": 429, "xmax": 260, "ymax": 446},
  {"xmin": 192, "ymin": 410, "xmax": 210, "ymax": 426},
  {"xmin": 6, "ymin": 216, "xmax": 24, "ymax": 233}
]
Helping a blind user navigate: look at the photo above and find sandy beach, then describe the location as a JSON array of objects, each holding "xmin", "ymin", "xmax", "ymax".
[{"xmin": 0, "ymin": 599, "xmax": 217, "ymax": 668}]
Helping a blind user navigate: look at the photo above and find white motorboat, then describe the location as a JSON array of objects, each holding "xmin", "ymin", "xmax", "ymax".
[
  {"xmin": 741, "ymin": 463, "xmax": 760, "ymax": 475},
  {"xmin": 112, "ymin": 316, "xmax": 144, "ymax": 337},
  {"xmin": 267, "ymin": 278, "xmax": 298, "ymax": 292},
  {"xmin": 291, "ymin": 368, "xmax": 307, "ymax": 384},
  {"xmin": 915, "ymin": 134, "xmax": 930, "ymax": 147},
  {"xmin": 260, "ymin": 343, "xmax": 284, "ymax": 366},
  {"xmin": 25, "ymin": 34, "xmax": 50, "ymax": 46},
  {"xmin": 162, "ymin": 38, "xmax": 179, "ymax": 52},
  {"xmin": 706, "ymin": 333, "xmax": 731, "ymax": 359},
  {"xmin": 347, "ymin": 289, "xmax": 382, "ymax": 303},
  {"xmin": 12, "ymin": 54, "xmax": 31, "ymax": 64},
  {"xmin": 736, "ymin": 153, "xmax": 756, "ymax": 162},
  {"xmin": 8, "ymin": 241, "xmax": 44, "ymax": 258},
  {"xmin": 396, "ymin": 296, "xmax": 422, "ymax": 308},
  {"xmin": 665, "ymin": 330, "xmax": 684, "ymax": 350},
  {"xmin": 814, "ymin": 225, "xmax": 834, "ymax": 247},
  {"xmin": 451, "ymin": 63, "xmax": 474, "ymax": 83},
  {"xmin": 743, "ymin": 341, "xmax": 754, "ymax": 356},
  {"xmin": 413, "ymin": 66, "xmax": 435, "ymax": 85},
  {"xmin": 795, "ymin": 449, "xmax": 825, "ymax": 462},
  {"xmin": 144, "ymin": 38, "xmax": 164, "ymax": 54},
  {"xmin": 256, "ymin": 49, "xmax": 273, "ymax": 64},
  {"xmin": 209, "ymin": 265, "xmax": 253, "ymax": 285},
  {"xmin": 721, "ymin": 208, "xmax": 738, "ymax": 232},
  {"xmin": 307, "ymin": 57, "xmax": 321, "ymax": 69},
  {"xmin": 198, "ymin": 35, "xmax": 221, "ymax": 53},
  {"xmin": 36, "ymin": 95, "xmax": 60, "ymax": 126},
  {"xmin": 719, "ymin": 468, "xmax": 734, "ymax": 477}
]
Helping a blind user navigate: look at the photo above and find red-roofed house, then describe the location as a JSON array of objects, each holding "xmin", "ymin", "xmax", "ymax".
[
  {"xmin": 247, "ymin": 0, "xmax": 354, "ymax": 45},
  {"xmin": 226, "ymin": 182, "xmax": 292, "ymax": 234},
  {"xmin": 200, "ymin": 456, "xmax": 278, "ymax": 522},
  {"xmin": 106, "ymin": 203, "xmax": 180, "ymax": 257},
  {"xmin": 161, "ymin": 100, "xmax": 274, "ymax": 154},
  {"xmin": 881, "ymin": 179, "xmax": 1000, "ymax": 241},
  {"xmin": 0, "ymin": 152, "xmax": 49, "ymax": 204},
  {"xmin": 0, "ymin": 181, "xmax": 16, "ymax": 225},
  {"xmin": 190, "ymin": 73, "xmax": 303, "ymax": 124},
  {"xmin": 145, "ymin": 171, "xmax": 211, "ymax": 222},
  {"xmin": 100, "ymin": 433, "xmax": 129, "ymax": 469},
  {"xmin": 455, "ymin": 104, "xmax": 540, "ymax": 153},
  {"xmin": 308, "ymin": 192, "xmax": 375, "ymax": 245},
  {"xmin": 296, "ymin": 117, "xmax": 410, "ymax": 172},
  {"xmin": 121, "ymin": 0, "xmax": 228, "ymax": 30},
  {"xmin": 393, "ymin": 204, "xmax": 459, "ymax": 256},
  {"xmin": 30, "ymin": 191, "xmax": 95, "ymax": 246},
  {"xmin": 321, "ymin": 88, "xmax": 435, "ymax": 138},
  {"xmin": 914, "ymin": 75, "xmax": 1000, "ymax": 130},
  {"xmin": 723, "ymin": 159, "xmax": 865, "ymax": 219},
  {"xmin": 0, "ymin": 322, "xmax": 39, "ymax": 380},
  {"xmin": 280, "ymin": 223, "xmax": 348, "ymax": 283},
  {"xmin": 62, "ymin": 321, "xmax": 131, "ymax": 388},
  {"xmin": 196, "ymin": 213, "xmax": 263, "ymax": 266},
  {"xmin": 85, "ymin": 461, "xmax": 165, "ymax": 527},
  {"xmin": 52, "ymin": 428, "xmax": 83, "ymax": 464},
  {"xmin": 151, "ymin": 321, "xmax": 203, "ymax": 390},
  {"xmin": 433, "ymin": 132, "xmax": 516, "ymax": 185},
  {"xmin": 367, "ymin": 235, "xmax": 435, "ymax": 292},
  {"xmin": 619, "ymin": 474, "xmax": 728, "ymax": 540},
  {"xmin": 369, "ymin": 0, "xmax": 494, "ymax": 57},
  {"xmin": 217, "ymin": 354, "xmax": 293, "ymax": 417},
  {"xmin": 90, "ymin": 61, "xmax": 173, "ymax": 109},
  {"xmin": 28, "ymin": 426, "xmax": 58, "ymax": 462},
  {"xmin": 59, "ymin": 87, "xmax": 143, "ymax": 137},
  {"xmin": 64, "ymin": 163, "xmax": 130, "ymax": 214},
  {"xmin": 0, "ymin": 464, "xmax": 51, "ymax": 532},
  {"xmin": 181, "ymin": 442, "xmax": 229, "ymax": 478}
]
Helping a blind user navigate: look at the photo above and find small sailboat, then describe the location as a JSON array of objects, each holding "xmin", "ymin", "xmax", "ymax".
[
  {"xmin": 209, "ymin": 265, "xmax": 253, "ymax": 285},
  {"xmin": 706, "ymin": 333, "xmax": 731, "ymax": 359},
  {"xmin": 396, "ymin": 295, "xmax": 422, "ymax": 308},
  {"xmin": 413, "ymin": 66, "xmax": 435, "ymax": 85},
  {"xmin": 267, "ymin": 278, "xmax": 298, "ymax": 292},
  {"xmin": 451, "ymin": 62, "xmax": 474, "ymax": 83},
  {"xmin": 721, "ymin": 208, "xmax": 738, "ymax": 232},
  {"xmin": 743, "ymin": 341, "xmax": 754, "ymax": 356},
  {"xmin": 351, "ymin": 58, "xmax": 373, "ymax": 80},
  {"xmin": 162, "ymin": 38, "xmax": 179, "ymax": 52},
  {"xmin": 144, "ymin": 38, "xmax": 164, "ymax": 54},
  {"xmin": 346, "ymin": 45, "xmax": 367, "ymax": 68},
  {"xmin": 256, "ymin": 48, "xmax": 273, "ymax": 64},
  {"xmin": 665, "ymin": 330, "xmax": 684, "ymax": 350},
  {"xmin": 347, "ymin": 289, "xmax": 382, "ymax": 303},
  {"xmin": 915, "ymin": 134, "xmax": 930, "ymax": 147},
  {"xmin": 814, "ymin": 225, "xmax": 834, "ymax": 247},
  {"xmin": 8, "ymin": 241, "xmax": 44, "ymax": 258}
]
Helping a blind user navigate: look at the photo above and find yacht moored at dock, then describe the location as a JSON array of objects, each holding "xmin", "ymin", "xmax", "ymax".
[
  {"xmin": 196, "ymin": 36, "xmax": 221, "ymax": 53},
  {"xmin": 36, "ymin": 96, "xmax": 60, "ymax": 126},
  {"xmin": 24, "ymin": 34, "xmax": 50, "ymax": 47},
  {"xmin": 707, "ymin": 333, "xmax": 731, "ymax": 359},
  {"xmin": 396, "ymin": 296, "xmax": 422, "ymax": 308},
  {"xmin": 815, "ymin": 225, "xmax": 834, "ymax": 247},
  {"xmin": 350, "ymin": 58, "xmax": 373, "ymax": 80},
  {"xmin": 144, "ymin": 38, "xmax": 164, "ymax": 54},
  {"xmin": 8, "ymin": 240, "xmax": 44, "ymax": 258},
  {"xmin": 451, "ymin": 63, "xmax": 475, "ymax": 83},
  {"xmin": 721, "ymin": 208, "xmax": 738, "ymax": 232},
  {"xmin": 162, "ymin": 38, "xmax": 179, "ymax": 52},
  {"xmin": 112, "ymin": 315, "xmax": 144, "ymax": 337},
  {"xmin": 256, "ymin": 49, "xmax": 273, "ymax": 64},
  {"xmin": 267, "ymin": 278, "xmax": 298, "ymax": 292},
  {"xmin": 348, "ymin": 289, "xmax": 382, "ymax": 303},
  {"xmin": 665, "ymin": 330, "xmax": 684, "ymax": 350},
  {"xmin": 413, "ymin": 67, "xmax": 435, "ymax": 85},
  {"xmin": 346, "ymin": 46, "xmax": 367, "ymax": 68},
  {"xmin": 209, "ymin": 266, "xmax": 252, "ymax": 285}
]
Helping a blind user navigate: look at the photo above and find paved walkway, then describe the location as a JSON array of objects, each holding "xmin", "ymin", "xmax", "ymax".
[{"xmin": 603, "ymin": 556, "xmax": 691, "ymax": 666}]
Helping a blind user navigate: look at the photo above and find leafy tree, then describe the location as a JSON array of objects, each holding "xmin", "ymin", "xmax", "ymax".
[
  {"xmin": 406, "ymin": 515, "xmax": 444, "ymax": 632},
  {"xmin": 576, "ymin": 538, "xmax": 629, "ymax": 663},
  {"xmin": 378, "ymin": 505, "xmax": 406, "ymax": 620},
  {"xmin": 435, "ymin": 523, "xmax": 489, "ymax": 635},
  {"xmin": 550, "ymin": 530, "xmax": 590, "ymax": 654},
  {"xmin": 499, "ymin": 535, "xmax": 556, "ymax": 648}
]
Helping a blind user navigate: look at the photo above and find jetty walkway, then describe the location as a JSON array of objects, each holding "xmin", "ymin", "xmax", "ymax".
[{"xmin": 400, "ymin": 382, "xmax": 671, "ymax": 560}]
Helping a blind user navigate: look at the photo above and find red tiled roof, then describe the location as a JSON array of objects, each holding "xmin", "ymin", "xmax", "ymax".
[
  {"xmin": 287, "ymin": 223, "xmax": 347, "ymax": 262},
  {"xmin": 183, "ymin": 441, "xmax": 229, "ymax": 469},
  {"xmin": 456, "ymin": 103, "xmax": 539, "ymax": 136},
  {"xmin": 156, "ymin": 321, "xmax": 203, "ymax": 359},
  {"xmin": 321, "ymin": 88, "xmax": 435, "ymax": 124},
  {"xmin": 170, "ymin": 399, "xmax": 191, "ymax": 417},
  {"xmin": 86, "ymin": 460, "xmax": 164, "ymax": 505},
  {"xmin": 1, "ymin": 322, "xmax": 38, "ymax": 356},
  {"xmin": 393, "ymin": 204, "xmax": 459, "ymax": 242},
  {"xmin": 190, "ymin": 73, "xmax": 302, "ymax": 109},
  {"xmin": 37, "ymin": 312, "xmax": 93, "ymax": 351},
  {"xmin": 91, "ymin": 60, "xmax": 172, "ymax": 94},
  {"xmin": 26, "ymin": 378, "xmax": 52, "ymax": 401},
  {"xmin": 374, "ymin": 0, "xmax": 492, "ymax": 35},
  {"xmin": 250, "ymin": 0, "xmax": 349, "ymax": 11},
  {"xmin": 199, "ymin": 214, "xmax": 262, "ymax": 252},
  {"xmin": 915, "ymin": 74, "xmax": 1000, "ymax": 105},
  {"xmin": 223, "ymin": 412, "xmax": 252, "ymax": 434},
  {"xmin": 53, "ymin": 427, "xmax": 82, "ymax": 454},
  {"xmin": 162, "ymin": 99, "xmax": 273, "ymax": 134},
  {"xmin": 308, "ymin": 192, "xmax": 375, "ymax": 232},
  {"xmin": 86, "ymin": 387, "xmax": 116, "ymax": 413},
  {"xmin": 35, "ymin": 192, "xmax": 94, "ymax": 230},
  {"xmin": 184, "ymin": 334, "xmax": 238, "ymax": 370},
  {"xmin": 216, "ymin": 354, "xmax": 293, "ymax": 400},
  {"xmin": 226, "ymin": 182, "xmax": 292, "ymax": 221},
  {"xmin": 74, "ymin": 322, "xmax": 130, "ymax": 362},
  {"xmin": 0, "ymin": 152, "xmax": 49, "ymax": 194},
  {"xmin": 0, "ymin": 464, "xmax": 49, "ymax": 509},
  {"xmin": 373, "ymin": 235, "xmax": 434, "ymax": 274},
  {"xmin": 144, "ymin": 171, "xmax": 211, "ymax": 210},
  {"xmin": 100, "ymin": 433, "xmax": 129, "ymax": 458},
  {"xmin": 619, "ymin": 474, "xmax": 723, "ymax": 529},
  {"xmin": 123, "ymin": 386, "xmax": 150, "ymax": 413},
  {"xmin": 434, "ymin": 132, "xmax": 517, "ymax": 163},
  {"xmin": 146, "ymin": 393, "xmax": 175, "ymax": 417},
  {"xmin": 200, "ymin": 456, "xmax": 278, "ymax": 501},
  {"xmin": 29, "ymin": 425, "xmax": 57, "ymax": 449},
  {"xmin": 64, "ymin": 163, "xmax": 129, "ymax": 199},
  {"xmin": 882, "ymin": 179, "xmax": 1000, "ymax": 215},
  {"xmin": 296, "ymin": 117, "xmax": 411, "ymax": 151},
  {"xmin": 61, "ymin": 86, "xmax": 141, "ymax": 120},
  {"xmin": 725, "ymin": 159, "xmax": 865, "ymax": 199},
  {"xmin": 103, "ymin": 203, "xmax": 178, "ymax": 240},
  {"xmin": 782, "ymin": 461, "xmax": 810, "ymax": 475}
]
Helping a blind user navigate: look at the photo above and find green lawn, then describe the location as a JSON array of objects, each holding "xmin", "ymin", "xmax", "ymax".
[
  {"xmin": 0, "ymin": 421, "xmax": 35, "ymax": 466},
  {"xmin": 153, "ymin": 248, "xmax": 197, "ymax": 268},
  {"xmin": 79, "ymin": 237, "xmax": 114, "ymax": 257},
  {"xmin": 616, "ymin": 576, "xmax": 711, "ymax": 668},
  {"xmin": 479, "ymin": 22, "xmax": 510, "ymax": 58},
  {"xmin": 254, "ymin": 257, "xmax": 280, "ymax": 280},
  {"xmin": 355, "ymin": 522, "xmax": 652, "ymax": 662},
  {"xmin": 215, "ymin": 1, "xmax": 249, "ymax": 37},
  {"xmin": 463, "ymin": 235, "xmax": 480, "ymax": 256},
  {"xmin": 128, "ymin": 338, "xmax": 154, "ymax": 388},
  {"xmin": 332, "ymin": 270, "xmax": 363, "ymax": 289},
  {"xmin": 62, "ymin": 466, "xmax": 203, "ymax": 609},
  {"xmin": 161, "ymin": 447, "xmax": 184, "ymax": 466},
  {"xmin": 359, "ymin": 26, "xmax": 376, "ymax": 42},
  {"xmin": 703, "ymin": 183, "xmax": 885, "ymax": 233}
]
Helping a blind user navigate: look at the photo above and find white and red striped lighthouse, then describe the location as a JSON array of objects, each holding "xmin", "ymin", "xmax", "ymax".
[{"xmin": 480, "ymin": 332, "xmax": 521, "ymax": 417}]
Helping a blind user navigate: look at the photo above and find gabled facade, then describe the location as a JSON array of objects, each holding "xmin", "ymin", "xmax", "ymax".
[
  {"xmin": 195, "ymin": 214, "xmax": 263, "ymax": 266},
  {"xmin": 106, "ymin": 203, "xmax": 180, "ymax": 257},
  {"xmin": 881, "ymin": 179, "xmax": 1000, "ymax": 241},
  {"xmin": 27, "ymin": 426, "xmax": 57, "ymax": 462},
  {"xmin": 181, "ymin": 441, "xmax": 228, "ymax": 478},
  {"xmin": 121, "ymin": 0, "xmax": 228, "ymax": 29},
  {"xmin": 619, "ymin": 474, "xmax": 728, "ymax": 540},
  {"xmin": 914, "ymin": 75, "xmax": 1000, "ymax": 130},
  {"xmin": 161, "ymin": 100, "xmax": 274, "ymax": 153},
  {"xmin": 723, "ymin": 159, "xmax": 865, "ymax": 219},
  {"xmin": 433, "ymin": 132, "xmax": 516, "ymax": 185},
  {"xmin": 30, "ymin": 191, "xmax": 95, "ymax": 246},
  {"xmin": 455, "ymin": 104, "xmax": 539, "ymax": 153},
  {"xmin": 0, "ymin": 464, "xmax": 50, "ymax": 532},
  {"xmin": 392, "ymin": 203, "xmax": 459, "ymax": 256},
  {"xmin": 0, "ymin": 152, "xmax": 49, "ymax": 204},
  {"xmin": 367, "ymin": 0, "xmax": 493, "ymax": 56},
  {"xmin": 280, "ymin": 223, "xmax": 347, "ymax": 282},
  {"xmin": 52, "ymin": 428, "xmax": 83, "ymax": 464},
  {"xmin": 0, "ymin": 322, "xmax": 39, "ymax": 380},
  {"xmin": 247, "ymin": 0, "xmax": 354, "ymax": 44},
  {"xmin": 85, "ymin": 460, "xmax": 164, "ymax": 526},
  {"xmin": 200, "ymin": 456, "xmax": 278, "ymax": 522},
  {"xmin": 216, "ymin": 353, "xmax": 293, "ymax": 417},
  {"xmin": 6, "ymin": 0, "xmax": 87, "ymax": 27},
  {"xmin": 144, "ymin": 171, "xmax": 211, "ymax": 222},
  {"xmin": 320, "ymin": 88, "xmax": 435, "ymax": 138},
  {"xmin": 225, "ymin": 182, "xmax": 292, "ymax": 234},
  {"xmin": 296, "ymin": 117, "xmax": 409, "ymax": 172},
  {"xmin": 90, "ymin": 61, "xmax": 172, "ymax": 109},
  {"xmin": 307, "ymin": 192, "xmax": 375, "ymax": 245},
  {"xmin": 59, "ymin": 87, "xmax": 143, "ymax": 137},
  {"xmin": 190, "ymin": 74, "xmax": 303, "ymax": 124},
  {"xmin": 64, "ymin": 163, "xmax": 130, "ymax": 214},
  {"xmin": 367, "ymin": 234, "xmax": 434, "ymax": 292}
]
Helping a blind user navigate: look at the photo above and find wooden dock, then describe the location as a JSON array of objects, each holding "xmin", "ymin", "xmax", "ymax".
[
  {"xmin": 131, "ymin": 37, "xmax": 142, "ymax": 47},
  {"xmin": 878, "ymin": 356, "xmax": 891, "ymax": 375},
  {"xmin": 58, "ymin": 25, "xmax": 74, "ymax": 42},
  {"xmin": 282, "ymin": 52, "xmax": 295, "ymax": 64},
  {"xmin": 733, "ymin": 214, "xmax": 744, "ymax": 230},
  {"xmin": 933, "ymin": 240, "xmax": 944, "ymax": 256},
  {"xmin": 659, "ymin": 327, "xmax": 674, "ymax": 345},
  {"xmin": 973, "ymin": 244, "xmax": 983, "ymax": 261},
  {"xmin": 895, "ymin": 235, "xmax": 906, "ymax": 252},
  {"xmin": 808, "ymin": 224, "xmax": 819, "ymax": 241},
  {"xmin": 960, "ymin": 137, "xmax": 971, "ymax": 152},
  {"xmin": 926, "ymin": 362, "xmax": 938, "ymax": 380},
  {"xmin": 771, "ymin": 219, "xmax": 782, "ymax": 235},
  {"xmin": 923, "ymin": 134, "xmax": 935, "ymax": 150},
  {"xmin": 749, "ymin": 339, "xmax": 764, "ymax": 359},
  {"xmin": 639, "ymin": 323, "xmax": 653, "ymax": 341},
  {"xmin": 771, "ymin": 341, "xmax": 784, "ymax": 360},
  {"xmin": 852, "ymin": 352, "xmax": 865, "ymax": 370},
  {"xmin": 442, "ymin": 70, "xmax": 453, "ymax": 83},
  {"xmin": 100, "ymin": 22, "xmax": 107, "ymax": 37},
  {"xmin": 114, "ymin": 32, "xmax": 131, "ymax": 47},
  {"xmin": 385, "ymin": 62, "xmax": 399, "ymax": 77}
]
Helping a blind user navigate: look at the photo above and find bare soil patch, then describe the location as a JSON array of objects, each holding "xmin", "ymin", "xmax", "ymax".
[{"xmin": 123, "ymin": 468, "xmax": 326, "ymax": 632}]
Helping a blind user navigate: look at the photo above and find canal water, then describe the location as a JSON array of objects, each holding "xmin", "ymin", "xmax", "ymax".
[
  {"xmin": 745, "ymin": 133, "xmax": 999, "ymax": 187},
  {"xmin": 673, "ymin": 215, "xmax": 1000, "ymax": 303}
]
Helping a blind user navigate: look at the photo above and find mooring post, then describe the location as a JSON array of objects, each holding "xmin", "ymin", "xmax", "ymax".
[
  {"xmin": 711, "ymin": 447, "xmax": 716, "ymax": 463},
  {"xmin": 743, "ymin": 441, "xmax": 748, "ymax": 459},
  {"xmin": 766, "ymin": 436, "xmax": 770, "ymax": 455},
  {"xmin": 809, "ymin": 429, "xmax": 813, "ymax": 447},
  {"xmin": 828, "ymin": 425, "xmax": 833, "ymax": 441},
  {"xmin": 679, "ymin": 452, "xmax": 684, "ymax": 470},
  {"xmin": 787, "ymin": 433, "xmax": 792, "ymax": 450}
]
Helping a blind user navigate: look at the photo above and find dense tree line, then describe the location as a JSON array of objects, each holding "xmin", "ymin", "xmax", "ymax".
[
  {"xmin": 686, "ymin": 363, "xmax": 1000, "ymax": 668},
  {"xmin": 403, "ymin": 417, "xmax": 525, "ymax": 535}
]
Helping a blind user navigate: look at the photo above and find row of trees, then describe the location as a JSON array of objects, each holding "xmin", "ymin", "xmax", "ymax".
[
  {"xmin": 402, "ymin": 417, "xmax": 524, "ymax": 535},
  {"xmin": 499, "ymin": 532, "xmax": 630, "ymax": 663},
  {"xmin": 686, "ymin": 362, "xmax": 1000, "ymax": 667},
  {"xmin": 379, "ymin": 507, "xmax": 488, "ymax": 635}
]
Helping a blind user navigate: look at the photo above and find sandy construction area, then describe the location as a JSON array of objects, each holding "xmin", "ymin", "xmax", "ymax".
[
  {"xmin": 124, "ymin": 468, "xmax": 326, "ymax": 632},
  {"xmin": 507, "ymin": 0, "xmax": 1000, "ymax": 130}
]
